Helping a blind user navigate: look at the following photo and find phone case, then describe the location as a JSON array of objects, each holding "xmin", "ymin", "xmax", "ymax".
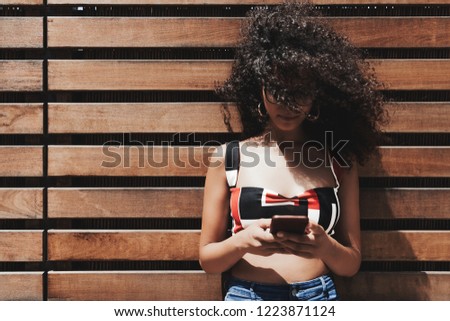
[{"xmin": 269, "ymin": 215, "xmax": 309, "ymax": 234}]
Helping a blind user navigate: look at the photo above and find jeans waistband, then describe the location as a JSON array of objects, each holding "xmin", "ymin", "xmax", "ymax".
[{"xmin": 228, "ymin": 274, "xmax": 333, "ymax": 291}]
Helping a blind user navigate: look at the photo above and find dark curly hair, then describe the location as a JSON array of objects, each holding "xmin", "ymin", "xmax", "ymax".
[{"xmin": 217, "ymin": 2, "xmax": 388, "ymax": 166}]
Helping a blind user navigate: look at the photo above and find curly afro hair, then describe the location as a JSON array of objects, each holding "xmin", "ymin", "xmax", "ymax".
[{"xmin": 217, "ymin": 2, "xmax": 389, "ymax": 166}]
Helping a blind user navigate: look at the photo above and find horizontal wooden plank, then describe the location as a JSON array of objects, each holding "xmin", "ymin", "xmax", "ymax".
[
  {"xmin": 362, "ymin": 231, "xmax": 450, "ymax": 261},
  {"xmin": 0, "ymin": 18, "xmax": 42, "ymax": 48},
  {"xmin": 48, "ymin": 102, "xmax": 447, "ymax": 134},
  {"xmin": 0, "ymin": 61, "xmax": 42, "ymax": 92},
  {"xmin": 48, "ymin": 271, "xmax": 222, "ymax": 300},
  {"xmin": 384, "ymin": 102, "xmax": 450, "ymax": 133},
  {"xmin": 360, "ymin": 147, "xmax": 450, "ymax": 177},
  {"xmin": 48, "ymin": 188, "xmax": 203, "ymax": 218},
  {"xmin": 48, "ymin": 230, "xmax": 200, "ymax": 261},
  {"xmin": 47, "ymin": 17, "xmax": 450, "ymax": 48},
  {"xmin": 0, "ymin": 231, "xmax": 43, "ymax": 262},
  {"xmin": 0, "ymin": 146, "xmax": 43, "ymax": 177},
  {"xmin": 48, "ymin": 146, "xmax": 449, "ymax": 177},
  {"xmin": 47, "ymin": 60, "xmax": 231, "ymax": 91},
  {"xmin": 46, "ymin": 0, "xmax": 450, "ymax": 5},
  {"xmin": 48, "ymin": 60, "xmax": 450, "ymax": 91},
  {"xmin": 360, "ymin": 188, "xmax": 450, "ymax": 219},
  {"xmin": 48, "ymin": 230, "xmax": 449, "ymax": 261},
  {"xmin": 0, "ymin": 273, "xmax": 43, "ymax": 301},
  {"xmin": 0, "ymin": 104, "xmax": 43, "ymax": 134},
  {"xmin": 47, "ymin": 187, "xmax": 449, "ymax": 219},
  {"xmin": 336, "ymin": 272, "xmax": 450, "ymax": 300},
  {"xmin": 0, "ymin": 188, "xmax": 43, "ymax": 219},
  {"xmin": 48, "ymin": 103, "xmax": 242, "ymax": 133},
  {"xmin": 47, "ymin": 146, "xmax": 211, "ymax": 177}
]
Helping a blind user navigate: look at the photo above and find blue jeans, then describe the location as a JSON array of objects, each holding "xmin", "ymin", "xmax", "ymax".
[{"xmin": 224, "ymin": 274, "xmax": 338, "ymax": 301}]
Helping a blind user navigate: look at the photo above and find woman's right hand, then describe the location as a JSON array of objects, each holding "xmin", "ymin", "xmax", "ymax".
[{"xmin": 235, "ymin": 219, "xmax": 285, "ymax": 256}]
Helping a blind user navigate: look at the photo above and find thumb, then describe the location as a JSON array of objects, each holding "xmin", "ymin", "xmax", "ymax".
[{"xmin": 306, "ymin": 221, "xmax": 324, "ymax": 235}]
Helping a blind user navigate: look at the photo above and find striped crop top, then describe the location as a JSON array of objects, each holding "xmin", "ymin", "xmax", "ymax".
[{"xmin": 225, "ymin": 141, "xmax": 341, "ymax": 235}]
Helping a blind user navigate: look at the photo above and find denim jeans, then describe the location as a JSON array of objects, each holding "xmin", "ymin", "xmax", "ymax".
[{"xmin": 224, "ymin": 274, "xmax": 338, "ymax": 301}]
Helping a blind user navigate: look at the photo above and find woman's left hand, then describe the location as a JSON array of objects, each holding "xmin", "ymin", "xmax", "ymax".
[{"xmin": 274, "ymin": 221, "xmax": 334, "ymax": 259}]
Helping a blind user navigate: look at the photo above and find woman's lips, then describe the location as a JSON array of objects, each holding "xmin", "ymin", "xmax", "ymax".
[{"xmin": 277, "ymin": 114, "xmax": 301, "ymax": 121}]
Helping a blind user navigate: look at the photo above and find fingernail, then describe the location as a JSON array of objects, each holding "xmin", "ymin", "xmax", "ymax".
[{"xmin": 277, "ymin": 232, "xmax": 284, "ymax": 238}]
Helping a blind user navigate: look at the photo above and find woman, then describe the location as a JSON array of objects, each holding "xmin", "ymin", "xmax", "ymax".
[{"xmin": 199, "ymin": 3, "xmax": 387, "ymax": 301}]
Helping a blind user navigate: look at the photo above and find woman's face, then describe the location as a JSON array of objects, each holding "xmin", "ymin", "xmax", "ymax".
[{"xmin": 261, "ymin": 86, "xmax": 314, "ymax": 133}]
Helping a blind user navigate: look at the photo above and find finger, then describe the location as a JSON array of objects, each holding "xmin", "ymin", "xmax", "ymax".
[
  {"xmin": 275, "ymin": 231, "xmax": 311, "ymax": 244},
  {"xmin": 305, "ymin": 221, "xmax": 325, "ymax": 235},
  {"xmin": 278, "ymin": 240, "xmax": 314, "ymax": 252},
  {"xmin": 257, "ymin": 218, "xmax": 272, "ymax": 229}
]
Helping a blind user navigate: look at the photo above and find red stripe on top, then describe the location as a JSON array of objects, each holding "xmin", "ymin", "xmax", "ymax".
[
  {"xmin": 230, "ymin": 187, "xmax": 243, "ymax": 233},
  {"xmin": 264, "ymin": 192, "xmax": 300, "ymax": 206},
  {"xmin": 304, "ymin": 189, "xmax": 320, "ymax": 210}
]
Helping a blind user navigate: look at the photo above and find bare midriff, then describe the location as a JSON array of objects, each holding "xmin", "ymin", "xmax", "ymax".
[{"xmin": 231, "ymin": 253, "xmax": 329, "ymax": 284}]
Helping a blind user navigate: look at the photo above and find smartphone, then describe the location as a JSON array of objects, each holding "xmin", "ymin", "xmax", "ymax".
[{"xmin": 269, "ymin": 215, "xmax": 309, "ymax": 234}]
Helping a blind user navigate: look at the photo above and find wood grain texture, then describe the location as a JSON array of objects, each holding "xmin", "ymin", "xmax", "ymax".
[
  {"xmin": 0, "ymin": 18, "xmax": 43, "ymax": 48},
  {"xmin": 47, "ymin": 146, "xmax": 212, "ymax": 176},
  {"xmin": 0, "ymin": 61, "xmax": 42, "ymax": 92},
  {"xmin": 47, "ymin": 188, "xmax": 203, "ymax": 218},
  {"xmin": 360, "ymin": 147, "xmax": 450, "ymax": 177},
  {"xmin": 48, "ymin": 271, "xmax": 222, "ymax": 301},
  {"xmin": 48, "ymin": 103, "xmax": 242, "ymax": 133},
  {"xmin": 47, "ymin": 17, "xmax": 450, "ymax": 48},
  {"xmin": 336, "ymin": 272, "xmax": 450, "ymax": 300},
  {"xmin": 48, "ymin": 102, "xmax": 447, "ymax": 134},
  {"xmin": 0, "ymin": 104, "xmax": 43, "ymax": 134},
  {"xmin": 48, "ymin": 230, "xmax": 200, "ymax": 261},
  {"xmin": 47, "ymin": 187, "xmax": 449, "ymax": 219},
  {"xmin": 0, "ymin": 188, "xmax": 43, "ymax": 219},
  {"xmin": 0, "ymin": 146, "xmax": 43, "ymax": 177},
  {"xmin": 47, "ymin": 17, "xmax": 241, "ymax": 48},
  {"xmin": 384, "ymin": 103, "xmax": 450, "ymax": 133},
  {"xmin": 360, "ymin": 188, "xmax": 450, "ymax": 219},
  {"xmin": 0, "ymin": 273, "xmax": 43, "ymax": 301},
  {"xmin": 47, "ymin": 60, "xmax": 450, "ymax": 91},
  {"xmin": 47, "ymin": 60, "xmax": 232, "ymax": 91},
  {"xmin": 47, "ymin": 230, "xmax": 449, "ymax": 261},
  {"xmin": 372, "ymin": 60, "xmax": 450, "ymax": 90},
  {"xmin": 0, "ymin": 231, "xmax": 43, "ymax": 261},
  {"xmin": 48, "ymin": 146, "xmax": 449, "ymax": 177},
  {"xmin": 362, "ymin": 231, "xmax": 450, "ymax": 261}
]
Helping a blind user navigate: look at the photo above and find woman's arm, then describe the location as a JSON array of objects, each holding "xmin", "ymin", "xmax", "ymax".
[
  {"xmin": 199, "ymin": 146, "xmax": 282, "ymax": 274},
  {"xmin": 275, "ymin": 164, "xmax": 361, "ymax": 277}
]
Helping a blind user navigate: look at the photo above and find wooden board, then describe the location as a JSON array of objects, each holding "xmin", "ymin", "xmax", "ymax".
[
  {"xmin": 47, "ymin": 230, "xmax": 450, "ymax": 261},
  {"xmin": 336, "ymin": 272, "xmax": 450, "ymax": 300},
  {"xmin": 0, "ymin": 231, "xmax": 43, "ymax": 262},
  {"xmin": 47, "ymin": 188, "xmax": 203, "ymax": 218},
  {"xmin": 0, "ymin": 273, "xmax": 43, "ymax": 301},
  {"xmin": 48, "ymin": 230, "xmax": 200, "ymax": 261},
  {"xmin": 47, "ymin": 17, "xmax": 450, "ymax": 48},
  {"xmin": 0, "ymin": 147, "xmax": 43, "ymax": 177},
  {"xmin": 0, "ymin": 18, "xmax": 43, "ymax": 48},
  {"xmin": 362, "ymin": 231, "xmax": 450, "ymax": 261},
  {"xmin": 48, "ymin": 103, "xmax": 242, "ymax": 133},
  {"xmin": 360, "ymin": 147, "xmax": 450, "ymax": 178},
  {"xmin": 0, "ymin": 0, "xmax": 42, "ymax": 4},
  {"xmin": 47, "ymin": 60, "xmax": 450, "ymax": 91},
  {"xmin": 360, "ymin": 188, "xmax": 450, "ymax": 219},
  {"xmin": 48, "ymin": 102, "xmax": 448, "ymax": 134},
  {"xmin": 0, "ymin": 104, "xmax": 43, "ymax": 134},
  {"xmin": 48, "ymin": 146, "xmax": 449, "ymax": 177},
  {"xmin": 47, "ymin": 145, "xmax": 211, "ymax": 177},
  {"xmin": 47, "ymin": 187, "xmax": 449, "ymax": 219},
  {"xmin": 48, "ymin": 271, "xmax": 222, "ymax": 301},
  {"xmin": 0, "ymin": 61, "xmax": 42, "ymax": 92},
  {"xmin": 0, "ymin": 188, "xmax": 43, "ymax": 219},
  {"xmin": 384, "ymin": 103, "xmax": 450, "ymax": 133}
]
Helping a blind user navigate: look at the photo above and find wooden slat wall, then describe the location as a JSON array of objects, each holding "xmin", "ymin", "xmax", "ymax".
[
  {"xmin": 1, "ymin": 0, "xmax": 449, "ymax": 301},
  {"xmin": 0, "ymin": 1, "xmax": 44, "ymax": 301}
]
